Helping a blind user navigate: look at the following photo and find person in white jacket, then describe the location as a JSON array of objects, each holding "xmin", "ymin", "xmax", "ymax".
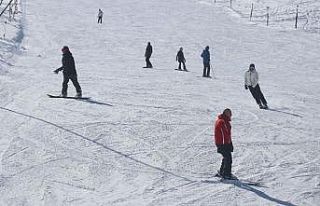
[{"xmin": 244, "ymin": 64, "xmax": 268, "ymax": 109}]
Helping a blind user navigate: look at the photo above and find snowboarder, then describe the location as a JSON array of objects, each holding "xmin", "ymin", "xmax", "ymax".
[
  {"xmin": 54, "ymin": 46, "xmax": 82, "ymax": 98},
  {"xmin": 214, "ymin": 108, "xmax": 234, "ymax": 179},
  {"xmin": 144, "ymin": 42, "xmax": 153, "ymax": 68},
  {"xmin": 97, "ymin": 9, "xmax": 103, "ymax": 24},
  {"xmin": 244, "ymin": 64, "xmax": 268, "ymax": 109},
  {"xmin": 201, "ymin": 46, "xmax": 211, "ymax": 77},
  {"xmin": 176, "ymin": 47, "xmax": 187, "ymax": 71}
]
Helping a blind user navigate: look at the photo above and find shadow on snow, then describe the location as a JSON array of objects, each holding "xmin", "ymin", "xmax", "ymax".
[
  {"xmin": 267, "ymin": 108, "xmax": 302, "ymax": 118},
  {"xmin": 202, "ymin": 179, "xmax": 297, "ymax": 206},
  {"xmin": 80, "ymin": 98, "xmax": 113, "ymax": 106}
]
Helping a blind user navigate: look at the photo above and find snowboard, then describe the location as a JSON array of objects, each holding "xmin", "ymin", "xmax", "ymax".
[
  {"xmin": 47, "ymin": 94, "xmax": 90, "ymax": 100},
  {"xmin": 174, "ymin": 69, "xmax": 189, "ymax": 72}
]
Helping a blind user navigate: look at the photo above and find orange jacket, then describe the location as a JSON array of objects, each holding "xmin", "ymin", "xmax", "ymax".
[{"xmin": 214, "ymin": 114, "xmax": 232, "ymax": 145}]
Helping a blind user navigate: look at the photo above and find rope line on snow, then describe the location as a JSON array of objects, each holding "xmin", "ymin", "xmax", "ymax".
[
  {"xmin": 0, "ymin": 106, "xmax": 194, "ymax": 182},
  {"xmin": 0, "ymin": 0, "xmax": 14, "ymax": 17}
]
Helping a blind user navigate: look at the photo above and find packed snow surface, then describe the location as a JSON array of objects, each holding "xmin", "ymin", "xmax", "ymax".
[{"xmin": 0, "ymin": 0, "xmax": 320, "ymax": 205}]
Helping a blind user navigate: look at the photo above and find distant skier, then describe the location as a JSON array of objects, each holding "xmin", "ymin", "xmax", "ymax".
[
  {"xmin": 201, "ymin": 46, "xmax": 211, "ymax": 77},
  {"xmin": 54, "ymin": 46, "xmax": 82, "ymax": 97},
  {"xmin": 244, "ymin": 64, "xmax": 268, "ymax": 109},
  {"xmin": 144, "ymin": 42, "xmax": 153, "ymax": 68},
  {"xmin": 214, "ymin": 108, "xmax": 234, "ymax": 179},
  {"xmin": 97, "ymin": 9, "xmax": 103, "ymax": 24},
  {"xmin": 176, "ymin": 47, "xmax": 187, "ymax": 71}
]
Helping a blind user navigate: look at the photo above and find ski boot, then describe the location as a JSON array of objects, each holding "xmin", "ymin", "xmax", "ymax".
[
  {"xmin": 223, "ymin": 174, "xmax": 238, "ymax": 180},
  {"xmin": 76, "ymin": 91, "xmax": 82, "ymax": 98},
  {"xmin": 60, "ymin": 93, "xmax": 67, "ymax": 98}
]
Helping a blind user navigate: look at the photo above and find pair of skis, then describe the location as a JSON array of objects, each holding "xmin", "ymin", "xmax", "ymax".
[{"xmin": 199, "ymin": 172, "xmax": 262, "ymax": 187}]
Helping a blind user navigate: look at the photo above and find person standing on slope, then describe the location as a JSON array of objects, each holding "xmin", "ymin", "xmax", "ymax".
[
  {"xmin": 176, "ymin": 47, "xmax": 187, "ymax": 71},
  {"xmin": 97, "ymin": 9, "xmax": 103, "ymax": 24},
  {"xmin": 54, "ymin": 46, "xmax": 82, "ymax": 98},
  {"xmin": 144, "ymin": 42, "xmax": 153, "ymax": 68},
  {"xmin": 244, "ymin": 64, "xmax": 268, "ymax": 109},
  {"xmin": 201, "ymin": 46, "xmax": 211, "ymax": 77},
  {"xmin": 214, "ymin": 108, "xmax": 234, "ymax": 179}
]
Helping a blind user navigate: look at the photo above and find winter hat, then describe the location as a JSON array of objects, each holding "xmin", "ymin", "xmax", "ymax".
[
  {"xmin": 222, "ymin": 108, "xmax": 232, "ymax": 121},
  {"xmin": 249, "ymin": 63, "xmax": 255, "ymax": 68},
  {"xmin": 61, "ymin": 46, "xmax": 69, "ymax": 53}
]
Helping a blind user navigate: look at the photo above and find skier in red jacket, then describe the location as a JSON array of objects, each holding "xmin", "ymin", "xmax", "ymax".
[{"xmin": 214, "ymin": 108, "xmax": 234, "ymax": 179}]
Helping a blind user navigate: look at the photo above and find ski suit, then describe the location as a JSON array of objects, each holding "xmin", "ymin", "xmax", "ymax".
[
  {"xmin": 98, "ymin": 9, "xmax": 103, "ymax": 24},
  {"xmin": 56, "ymin": 51, "xmax": 82, "ymax": 96},
  {"xmin": 214, "ymin": 114, "xmax": 233, "ymax": 177},
  {"xmin": 201, "ymin": 48, "xmax": 210, "ymax": 77},
  {"xmin": 145, "ymin": 43, "xmax": 153, "ymax": 68},
  {"xmin": 244, "ymin": 68, "xmax": 267, "ymax": 107},
  {"xmin": 176, "ymin": 50, "xmax": 186, "ymax": 70}
]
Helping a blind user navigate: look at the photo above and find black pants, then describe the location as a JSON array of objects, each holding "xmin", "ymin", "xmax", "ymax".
[
  {"xmin": 203, "ymin": 63, "xmax": 210, "ymax": 77},
  {"xmin": 178, "ymin": 61, "xmax": 186, "ymax": 70},
  {"xmin": 62, "ymin": 73, "xmax": 82, "ymax": 96},
  {"xmin": 249, "ymin": 84, "xmax": 267, "ymax": 106},
  {"xmin": 219, "ymin": 151, "xmax": 232, "ymax": 176},
  {"xmin": 98, "ymin": 17, "xmax": 102, "ymax": 24},
  {"xmin": 145, "ymin": 56, "xmax": 152, "ymax": 68}
]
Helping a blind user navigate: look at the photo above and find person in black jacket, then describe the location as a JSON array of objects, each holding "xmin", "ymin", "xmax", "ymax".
[
  {"xmin": 176, "ymin": 47, "xmax": 187, "ymax": 71},
  {"xmin": 144, "ymin": 42, "xmax": 153, "ymax": 68},
  {"xmin": 54, "ymin": 46, "xmax": 82, "ymax": 97},
  {"xmin": 201, "ymin": 46, "xmax": 211, "ymax": 77}
]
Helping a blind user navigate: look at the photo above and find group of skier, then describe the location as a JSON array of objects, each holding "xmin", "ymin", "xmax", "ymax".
[
  {"xmin": 93, "ymin": 8, "xmax": 268, "ymax": 111},
  {"xmin": 143, "ymin": 42, "xmax": 213, "ymax": 78},
  {"xmin": 53, "ymin": 11, "xmax": 269, "ymax": 180},
  {"xmin": 53, "ymin": 44, "xmax": 268, "ymax": 107},
  {"xmin": 53, "ymin": 44, "xmax": 268, "ymax": 179}
]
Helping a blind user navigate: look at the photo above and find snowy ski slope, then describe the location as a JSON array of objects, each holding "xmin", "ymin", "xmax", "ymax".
[{"xmin": 0, "ymin": 0, "xmax": 320, "ymax": 205}]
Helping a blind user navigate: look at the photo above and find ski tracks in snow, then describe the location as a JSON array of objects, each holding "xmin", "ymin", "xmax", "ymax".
[{"xmin": 1, "ymin": 0, "xmax": 319, "ymax": 205}]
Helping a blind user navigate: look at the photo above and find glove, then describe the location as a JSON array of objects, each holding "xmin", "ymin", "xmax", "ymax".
[
  {"xmin": 217, "ymin": 145, "xmax": 225, "ymax": 154},
  {"xmin": 53, "ymin": 69, "xmax": 59, "ymax": 74},
  {"xmin": 245, "ymin": 85, "xmax": 248, "ymax": 90}
]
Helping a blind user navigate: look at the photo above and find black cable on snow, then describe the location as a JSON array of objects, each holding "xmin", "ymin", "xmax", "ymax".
[
  {"xmin": 0, "ymin": 106, "xmax": 194, "ymax": 182},
  {"xmin": 0, "ymin": 0, "xmax": 14, "ymax": 17}
]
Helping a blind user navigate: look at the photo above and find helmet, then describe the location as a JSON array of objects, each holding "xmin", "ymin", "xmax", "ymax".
[{"xmin": 61, "ymin": 46, "xmax": 69, "ymax": 53}]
